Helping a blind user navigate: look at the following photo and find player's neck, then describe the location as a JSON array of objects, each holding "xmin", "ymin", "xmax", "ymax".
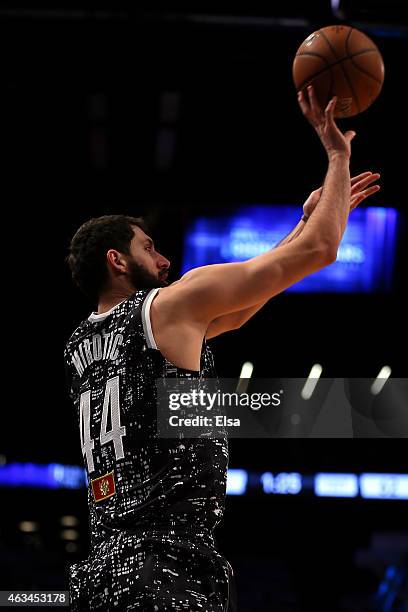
[{"xmin": 97, "ymin": 289, "xmax": 133, "ymax": 314}]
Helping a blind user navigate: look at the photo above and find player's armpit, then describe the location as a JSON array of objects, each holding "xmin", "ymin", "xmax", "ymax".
[
  {"xmin": 205, "ymin": 312, "xmax": 242, "ymax": 340},
  {"xmin": 205, "ymin": 298, "xmax": 270, "ymax": 340},
  {"xmin": 171, "ymin": 236, "xmax": 333, "ymax": 326}
]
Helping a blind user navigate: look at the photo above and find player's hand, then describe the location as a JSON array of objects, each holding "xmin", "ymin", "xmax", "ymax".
[
  {"xmin": 297, "ymin": 85, "xmax": 356, "ymax": 159},
  {"xmin": 303, "ymin": 171, "xmax": 381, "ymax": 218}
]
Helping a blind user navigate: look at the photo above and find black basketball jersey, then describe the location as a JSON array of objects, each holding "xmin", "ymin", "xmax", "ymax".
[{"xmin": 64, "ymin": 288, "xmax": 235, "ymax": 611}]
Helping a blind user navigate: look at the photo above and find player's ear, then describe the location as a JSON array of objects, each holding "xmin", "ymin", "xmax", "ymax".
[{"xmin": 106, "ymin": 249, "xmax": 127, "ymax": 273}]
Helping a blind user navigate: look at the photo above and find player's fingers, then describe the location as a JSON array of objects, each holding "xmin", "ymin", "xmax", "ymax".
[
  {"xmin": 324, "ymin": 96, "xmax": 338, "ymax": 125},
  {"xmin": 362, "ymin": 184, "xmax": 381, "ymax": 198},
  {"xmin": 350, "ymin": 192, "xmax": 369, "ymax": 209},
  {"xmin": 297, "ymin": 89, "xmax": 311, "ymax": 116},
  {"xmin": 350, "ymin": 195, "xmax": 364, "ymax": 210},
  {"xmin": 351, "ymin": 171, "xmax": 372, "ymax": 186},
  {"xmin": 351, "ymin": 172, "xmax": 381, "ymax": 194},
  {"xmin": 344, "ymin": 130, "xmax": 356, "ymax": 143},
  {"xmin": 350, "ymin": 185, "xmax": 381, "ymax": 209},
  {"xmin": 308, "ymin": 85, "xmax": 324, "ymax": 119}
]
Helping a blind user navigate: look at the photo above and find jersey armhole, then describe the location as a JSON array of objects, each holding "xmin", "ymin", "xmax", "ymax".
[
  {"xmin": 141, "ymin": 286, "xmax": 201, "ymax": 375},
  {"xmin": 141, "ymin": 287, "xmax": 161, "ymax": 349}
]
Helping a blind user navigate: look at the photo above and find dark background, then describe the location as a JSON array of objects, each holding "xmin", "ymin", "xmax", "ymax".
[{"xmin": 1, "ymin": 2, "xmax": 407, "ymax": 610}]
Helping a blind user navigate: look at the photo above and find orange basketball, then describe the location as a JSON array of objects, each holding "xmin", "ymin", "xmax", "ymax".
[{"xmin": 292, "ymin": 25, "xmax": 385, "ymax": 118}]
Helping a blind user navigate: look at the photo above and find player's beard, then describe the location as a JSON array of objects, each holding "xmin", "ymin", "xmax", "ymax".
[{"xmin": 127, "ymin": 259, "xmax": 168, "ymax": 289}]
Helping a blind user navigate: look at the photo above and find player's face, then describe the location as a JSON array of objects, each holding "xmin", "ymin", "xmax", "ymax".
[{"xmin": 126, "ymin": 226, "xmax": 170, "ymax": 289}]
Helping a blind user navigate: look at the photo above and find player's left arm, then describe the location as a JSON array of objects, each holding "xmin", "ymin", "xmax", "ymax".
[{"xmin": 205, "ymin": 171, "xmax": 380, "ymax": 340}]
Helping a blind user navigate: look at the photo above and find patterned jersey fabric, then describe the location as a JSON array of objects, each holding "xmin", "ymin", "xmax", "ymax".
[{"xmin": 64, "ymin": 288, "xmax": 236, "ymax": 611}]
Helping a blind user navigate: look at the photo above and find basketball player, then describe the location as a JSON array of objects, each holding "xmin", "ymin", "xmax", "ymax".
[{"xmin": 64, "ymin": 86, "xmax": 380, "ymax": 611}]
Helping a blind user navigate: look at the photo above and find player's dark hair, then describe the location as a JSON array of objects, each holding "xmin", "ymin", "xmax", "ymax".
[{"xmin": 67, "ymin": 214, "xmax": 149, "ymax": 302}]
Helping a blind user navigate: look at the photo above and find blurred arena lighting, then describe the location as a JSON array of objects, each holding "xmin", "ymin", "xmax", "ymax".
[
  {"xmin": 330, "ymin": 0, "xmax": 408, "ymax": 25},
  {"xmin": 0, "ymin": 462, "xmax": 87, "ymax": 488},
  {"xmin": 146, "ymin": 2, "xmax": 333, "ymax": 23},
  {"xmin": 360, "ymin": 474, "xmax": 408, "ymax": 500},
  {"xmin": 371, "ymin": 366, "xmax": 392, "ymax": 395},
  {"xmin": 18, "ymin": 521, "xmax": 39, "ymax": 533},
  {"xmin": 173, "ymin": 14, "xmax": 309, "ymax": 29},
  {"xmin": 0, "ymin": 454, "xmax": 6, "ymax": 466},
  {"xmin": 331, "ymin": 0, "xmax": 344, "ymax": 19},
  {"xmin": 375, "ymin": 561, "xmax": 408, "ymax": 608},
  {"xmin": 65, "ymin": 542, "xmax": 79, "ymax": 553},
  {"xmin": 315, "ymin": 473, "xmax": 359, "ymax": 498},
  {"xmin": 236, "ymin": 361, "xmax": 254, "ymax": 394},
  {"xmin": 0, "ymin": 5, "xmax": 407, "ymax": 38},
  {"xmin": 291, "ymin": 413, "xmax": 301, "ymax": 426},
  {"xmin": 60, "ymin": 529, "xmax": 79, "ymax": 541},
  {"xmin": 239, "ymin": 361, "xmax": 254, "ymax": 379},
  {"xmin": 147, "ymin": 8, "xmax": 408, "ymax": 38},
  {"xmin": 301, "ymin": 364, "xmax": 323, "ymax": 400},
  {"xmin": 226, "ymin": 469, "xmax": 248, "ymax": 495},
  {"xmin": 2, "ymin": 464, "xmax": 408, "ymax": 499},
  {"xmin": 60, "ymin": 516, "xmax": 79, "ymax": 527}
]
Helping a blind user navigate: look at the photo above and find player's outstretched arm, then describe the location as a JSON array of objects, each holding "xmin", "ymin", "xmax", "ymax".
[
  {"xmin": 160, "ymin": 87, "xmax": 358, "ymax": 335},
  {"xmin": 169, "ymin": 236, "xmax": 332, "ymax": 329},
  {"xmin": 297, "ymin": 86, "xmax": 355, "ymax": 247}
]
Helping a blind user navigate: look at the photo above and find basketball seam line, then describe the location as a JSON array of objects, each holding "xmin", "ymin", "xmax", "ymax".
[
  {"xmin": 296, "ymin": 49, "xmax": 378, "ymax": 60},
  {"xmin": 345, "ymin": 25, "xmax": 353, "ymax": 53},
  {"xmin": 315, "ymin": 28, "xmax": 361, "ymax": 113},
  {"xmin": 348, "ymin": 57, "xmax": 383, "ymax": 85},
  {"xmin": 295, "ymin": 49, "xmax": 378, "ymax": 91},
  {"xmin": 345, "ymin": 30, "xmax": 383, "ymax": 86}
]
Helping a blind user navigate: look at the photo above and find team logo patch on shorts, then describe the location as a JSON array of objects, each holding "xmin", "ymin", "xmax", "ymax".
[{"xmin": 91, "ymin": 471, "xmax": 116, "ymax": 502}]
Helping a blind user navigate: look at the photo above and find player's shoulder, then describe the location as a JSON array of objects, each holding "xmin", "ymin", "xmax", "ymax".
[
  {"xmin": 152, "ymin": 277, "xmax": 193, "ymax": 308},
  {"xmin": 65, "ymin": 291, "xmax": 148, "ymax": 348}
]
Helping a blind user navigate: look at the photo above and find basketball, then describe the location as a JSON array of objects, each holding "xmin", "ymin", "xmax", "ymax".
[{"xmin": 292, "ymin": 25, "xmax": 385, "ymax": 118}]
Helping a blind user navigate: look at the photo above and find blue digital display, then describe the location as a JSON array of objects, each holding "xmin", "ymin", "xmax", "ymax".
[
  {"xmin": 226, "ymin": 469, "xmax": 248, "ymax": 495},
  {"xmin": 0, "ymin": 462, "xmax": 87, "ymax": 489},
  {"xmin": 1, "ymin": 464, "xmax": 407, "ymax": 499},
  {"xmin": 261, "ymin": 472, "xmax": 302, "ymax": 495},
  {"xmin": 181, "ymin": 206, "xmax": 398, "ymax": 292},
  {"xmin": 360, "ymin": 473, "xmax": 408, "ymax": 500},
  {"xmin": 315, "ymin": 473, "xmax": 359, "ymax": 498}
]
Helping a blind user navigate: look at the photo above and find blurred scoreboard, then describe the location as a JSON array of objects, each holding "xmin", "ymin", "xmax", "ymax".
[{"xmin": 182, "ymin": 205, "xmax": 398, "ymax": 293}]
